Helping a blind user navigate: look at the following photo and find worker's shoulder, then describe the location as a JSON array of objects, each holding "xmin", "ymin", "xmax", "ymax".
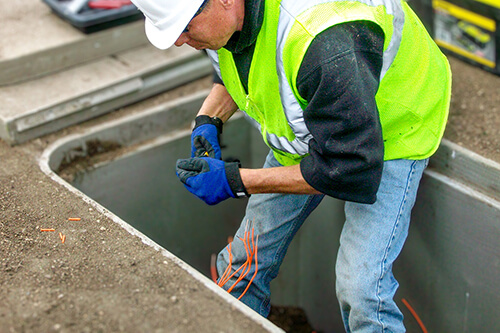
[{"xmin": 311, "ymin": 21, "xmax": 384, "ymax": 55}]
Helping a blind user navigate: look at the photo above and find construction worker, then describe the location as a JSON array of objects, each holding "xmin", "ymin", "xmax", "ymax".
[{"xmin": 130, "ymin": 0, "xmax": 451, "ymax": 331}]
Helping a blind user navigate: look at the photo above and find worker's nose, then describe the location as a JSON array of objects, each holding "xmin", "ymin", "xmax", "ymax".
[{"xmin": 174, "ymin": 33, "xmax": 189, "ymax": 47}]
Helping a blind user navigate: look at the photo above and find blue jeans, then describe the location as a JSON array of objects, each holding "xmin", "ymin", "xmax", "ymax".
[{"xmin": 217, "ymin": 151, "xmax": 428, "ymax": 332}]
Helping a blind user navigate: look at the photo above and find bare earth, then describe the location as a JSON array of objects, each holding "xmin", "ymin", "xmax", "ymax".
[
  {"xmin": 0, "ymin": 79, "xmax": 279, "ymax": 333},
  {"xmin": 445, "ymin": 57, "xmax": 500, "ymax": 162},
  {"xmin": 0, "ymin": 55, "xmax": 499, "ymax": 333}
]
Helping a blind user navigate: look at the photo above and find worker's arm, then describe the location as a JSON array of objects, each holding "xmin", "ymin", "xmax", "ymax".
[
  {"xmin": 176, "ymin": 158, "xmax": 321, "ymax": 206},
  {"xmin": 190, "ymin": 83, "xmax": 238, "ymax": 159},
  {"xmin": 197, "ymin": 79, "xmax": 321, "ymax": 195},
  {"xmin": 203, "ymin": 76, "xmax": 315, "ymax": 194},
  {"xmin": 240, "ymin": 165, "xmax": 321, "ymax": 195},
  {"xmin": 297, "ymin": 22, "xmax": 385, "ymax": 204},
  {"xmin": 197, "ymin": 82, "xmax": 238, "ymax": 122}
]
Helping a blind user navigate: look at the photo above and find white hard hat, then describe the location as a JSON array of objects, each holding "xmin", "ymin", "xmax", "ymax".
[{"xmin": 130, "ymin": 0, "xmax": 205, "ymax": 50}]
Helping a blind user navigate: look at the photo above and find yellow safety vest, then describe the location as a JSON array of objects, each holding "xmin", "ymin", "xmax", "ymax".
[{"xmin": 208, "ymin": 0, "xmax": 451, "ymax": 166}]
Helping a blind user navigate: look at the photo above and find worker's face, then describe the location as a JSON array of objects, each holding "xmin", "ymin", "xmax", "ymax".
[{"xmin": 174, "ymin": 0, "xmax": 242, "ymax": 50}]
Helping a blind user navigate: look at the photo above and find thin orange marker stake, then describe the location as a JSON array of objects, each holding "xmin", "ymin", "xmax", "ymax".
[
  {"xmin": 68, "ymin": 218, "xmax": 81, "ymax": 221},
  {"xmin": 40, "ymin": 228, "xmax": 55, "ymax": 232},
  {"xmin": 59, "ymin": 232, "xmax": 67, "ymax": 244},
  {"xmin": 59, "ymin": 232, "xmax": 65, "ymax": 244}
]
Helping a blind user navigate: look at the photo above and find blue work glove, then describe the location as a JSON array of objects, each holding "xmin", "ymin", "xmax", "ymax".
[
  {"xmin": 191, "ymin": 116, "xmax": 223, "ymax": 159},
  {"xmin": 176, "ymin": 157, "xmax": 249, "ymax": 205}
]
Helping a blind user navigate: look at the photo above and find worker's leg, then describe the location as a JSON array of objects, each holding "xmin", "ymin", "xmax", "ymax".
[
  {"xmin": 336, "ymin": 158, "xmax": 428, "ymax": 333},
  {"xmin": 217, "ymin": 150, "xmax": 324, "ymax": 317}
]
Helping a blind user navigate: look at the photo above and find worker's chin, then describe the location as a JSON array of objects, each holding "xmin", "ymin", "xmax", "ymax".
[
  {"xmin": 188, "ymin": 40, "xmax": 223, "ymax": 51},
  {"xmin": 188, "ymin": 43, "xmax": 208, "ymax": 50}
]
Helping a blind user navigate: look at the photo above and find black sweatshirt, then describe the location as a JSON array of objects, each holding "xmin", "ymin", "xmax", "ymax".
[{"xmin": 216, "ymin": 0, "xmax": 385, "ymax": 204}]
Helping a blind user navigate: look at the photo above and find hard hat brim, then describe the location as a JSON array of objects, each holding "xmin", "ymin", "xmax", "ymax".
[{"xmin": 141, "ymin": 0, "xmax": 204, "ymax": 50}]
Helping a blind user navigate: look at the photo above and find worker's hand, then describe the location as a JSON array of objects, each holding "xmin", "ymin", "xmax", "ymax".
[
  {"xmin": 191, "ymin": 124, "xmax": 221, "ymax": 159},
  {"xmin": 176, "ymin": 157, "xmax": 248, "ymax": 205},
  {"xmin": 191, "ymin": 115, "xmax": 223, "ymax": 159}
]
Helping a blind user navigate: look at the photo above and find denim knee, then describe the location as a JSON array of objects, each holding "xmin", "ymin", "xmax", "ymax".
[{"xmin": 336, "ymin": 262, "xmax": 377, "ymax": 311}]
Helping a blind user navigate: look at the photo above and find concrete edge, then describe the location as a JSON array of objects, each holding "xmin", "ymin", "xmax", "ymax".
[
  {"xmin": 424, "ymin": 168, "xmax": 500, "ymax": 210},
  {"xmin": 431, "ymin": 139, "xmax": 500, "ymax": 199},
  {"xmin": 37, "ymin": 92, "xmax": 285, "ymax": 333},
  {"xmin": 2, "ymin": 53, "xmax": 213, "ymax": 145},
  {"xmin": 440, "ymin": 138, "xmax": 500, "ymax": 170},
  {"xmin": 42, "ymin": 90, "xmax": 210, "ymax": 170},
  {"xmin": 0, "ymin": 21, "xmax": 148, "ymax": 86}
]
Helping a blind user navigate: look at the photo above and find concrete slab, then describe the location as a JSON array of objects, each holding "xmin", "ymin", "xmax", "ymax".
[
  {"xmin": 0, "ymin": 45, "xmax": 212, "ymax": 145},
  {"xmin": 0, "ymin": 0, "xmax": 148, "ymax": 85}
]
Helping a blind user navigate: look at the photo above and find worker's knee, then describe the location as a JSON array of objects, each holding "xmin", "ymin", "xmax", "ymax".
[
  {"xmin": 336, "ymin": 266, "xmax": 376, "ymax": 307},
  {"xmin": 336, "ymin": 262, "xmax": 405, "ymax": 332}
]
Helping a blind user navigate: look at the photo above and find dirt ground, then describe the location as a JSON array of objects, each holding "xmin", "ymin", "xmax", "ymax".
[
  {"xmin": 0, "ymin": 55, "xmax": 499, "ymax": 333},
  {"xmin": 0, "ymin": 79, "xmax": 281, "ymax": 333},
  {"xmin": 444, "ymin": 57, "xmax": 500, "ymax": 163}
]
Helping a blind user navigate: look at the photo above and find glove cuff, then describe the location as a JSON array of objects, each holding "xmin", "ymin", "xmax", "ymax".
[
  {"xmin": 194, "ymin": 115, "xmax": 223, "ymax": 134},
  {"xmin": 225, "ymin": 162, "xmax": 250, "ymax": 198}
]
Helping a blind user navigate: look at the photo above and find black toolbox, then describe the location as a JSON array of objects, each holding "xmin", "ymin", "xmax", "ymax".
[
  {"xmin": 409, "ymin": 0, "xmax": 500, "ymax": 76},
  {"xmin": 42, "ymin": 0, "xmax": 144, "ymax": 33}
]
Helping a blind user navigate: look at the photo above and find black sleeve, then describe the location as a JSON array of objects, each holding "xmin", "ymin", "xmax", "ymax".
[{"xmin": 298, "ymin": 21, "xmax": 385, "ymax": 204}]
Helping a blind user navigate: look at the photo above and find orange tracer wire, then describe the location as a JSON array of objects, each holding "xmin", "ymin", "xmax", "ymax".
[
  {"xmin": 220, "ymin": 227, "xmax": 259, "ymax": 300},
  {"xmin": 225, "ymin": 229, "xmax": 253, "ymax": 291},
  {"xmin": 219, "ymin": 230, "xmax": 249, "ymax": 287},
  {"xmin": 402, "ymin": 298, "xmax": 428, "ymax": 333},
  {"xmin": 220, "ymin": 239, "xmax": 249, "ymax": 288},
  {"xmin": 230, "ymin": 229, "xmax": 256, "ymax": 288},
  {"xmin": 238, "ymin": 235, "xmax": 259, "ymax": 300},
  {"xmin": 226, "ymin": 238, "xmax": 252, "ymax": 292},
  {"xmin": 218, "ymin": 242, "xmax": 233, "ymax": 285}
]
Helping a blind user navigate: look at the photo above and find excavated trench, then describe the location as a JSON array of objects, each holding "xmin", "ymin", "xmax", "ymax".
[{"xmin": 42, "ymin": 91, "xmax": 500, "ymax": 333}]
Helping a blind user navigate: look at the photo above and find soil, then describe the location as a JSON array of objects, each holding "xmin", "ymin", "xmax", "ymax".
[
  {"xmin": 268, "ymin": 306, "xmax": 317, "ymax": 333},
  {"xmin": 0, "ymin": 54, "xmax": 499, "ymax": 333},
  {"xmin": 444, "ymin": 57, "xmax": 500, "ymax": 163},
  {"xmin": 0, "ymin": 79, "xmax": 280, "ymax": 333}
]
